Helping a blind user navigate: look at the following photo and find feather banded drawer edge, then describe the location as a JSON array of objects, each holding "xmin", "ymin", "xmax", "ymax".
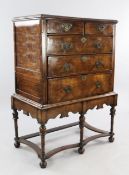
[{"xmin": 11, "ymin": 14, "xmax": 118, "ymax": 168}]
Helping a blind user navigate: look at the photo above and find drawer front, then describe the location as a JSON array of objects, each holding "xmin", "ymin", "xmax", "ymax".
[
  {"xmin": 47, "ymin": 20, "xmax": 84, "ymax": 34},
  {"xmin": 47, "ymin": 36, "xmax": 112, "ymax": 55},
  {"xmin": 85, "ymin": 23, "xmax": 113, "ymax": 35},
  {"xmin": 48, "ymin": 73, "xmax": 113, "ymax": 103},
  {"xmin": 48, "ymin": 54, "xmax": 112, "ymax": 77}
]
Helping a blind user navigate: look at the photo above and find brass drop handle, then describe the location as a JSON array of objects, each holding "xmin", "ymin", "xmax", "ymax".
[
  {"xmin": 97, "ymin": 24, "xmax": 106, "ymax": 32},
  {"xmin": 80, "ymin": 56, "xmax": 89, "ymax": 62},
  {"xmin": 80, "ymin": 75, "xmax": 87, "ymax": 80},
  {"xmin": 61, "ymin": 42, "xmax": 73, "ymax": 52},
  {"xmin": 61, "ymin": 23, "xmax": 73, "ymax": 32},
  {"xmin": 63, "ymin": 86, "xmax": 72, "ymax": 94},
  {"xmin": 63, "ymin": 63, "xmax": 71, "ymax": 72},
  {"xmin": 95, "ymin": 60, "xmax": 104, "ymax": 68},
  {"xmin": 95, "ymin": 42, "xmax": 102, "ymax": 49},
  {"xmin": 96, "ymin": 81, "xmax": 101, "ymax": 88}
]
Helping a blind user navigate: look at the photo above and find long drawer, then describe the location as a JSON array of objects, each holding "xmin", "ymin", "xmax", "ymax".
[
  {"xmin": 48, "ymin": 54, "xmax": 112, "ymax": 77},
  {"xmin": 47, "ymin": 36, "xmax": 113, "ymax": 55},
  {"xmin": 48, "ymin": 73, "xmax": 113, "ymax": 103}
]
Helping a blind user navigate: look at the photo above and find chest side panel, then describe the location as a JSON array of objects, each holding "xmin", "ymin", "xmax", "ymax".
[{"xmin": 14, "ymin": 20, "xmax": 43, "ymax": 103}]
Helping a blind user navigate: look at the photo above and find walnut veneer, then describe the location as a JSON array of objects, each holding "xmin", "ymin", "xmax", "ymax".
[{"xmin": 11, "ymin": 14, "xmax": 118, "ymax": 168}]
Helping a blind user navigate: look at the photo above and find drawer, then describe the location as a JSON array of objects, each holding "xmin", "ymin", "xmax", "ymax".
[
  {"xmin": 48, "ymin": 73, "xmax": 113, "ymax": 103},
  {"xmin": 48, "ymin": 54, "xmax": 112, "ymax": 77},
  {"xmin": 47, "ymin": 36, "xmax": 112, "ymax": 55},
  {"xmin": 85, "ymin": 23, "xmax": 113, "ymax": 35},
  {"xmin": 47, "ymin": 20, "xmax": 84, "ymax": 34}
]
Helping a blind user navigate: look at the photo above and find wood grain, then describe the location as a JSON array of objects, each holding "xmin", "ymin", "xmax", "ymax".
[
  {"xmin": 48, "ymin": 54, "xmax": 112, "ymax": 77},
  {"xmin": 47, "ymin": 20, "xmax": 84, "ymax": 34},
  {"xmin": 47, "ymin": 36, "xmax": 113, "ymax": 55},
  {"xmin": 85, "ymin": 23, "xmax": 113, "ymax": 35},
  {"xmin": 48, "ymin": 73, "xmax": 113, "ymax": 103}
]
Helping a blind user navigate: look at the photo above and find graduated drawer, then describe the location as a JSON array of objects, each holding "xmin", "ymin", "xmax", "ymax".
[
  {"xmin": 47, "ymin": 36, "xmax": 113, "ymax": 55},
  {"xmin": 48, "ymin": 54, "xmax": 112, "ymax": 77},
  {"xmin": 48, "ymin": 73, "xmax": 113, "ymax": 103},
  {"xmin": 47, "ymin": 20, "xmax": 84, "ymax": 34},
  {"xmin": 85, "ymin": 23, "xmax": 113, "ymax": 35}
]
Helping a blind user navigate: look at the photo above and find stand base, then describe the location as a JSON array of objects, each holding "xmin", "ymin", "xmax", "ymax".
[
  {"xmin": 14, "ymin": 121, "xmax": 113, "ymax": 165},
  {"xmin": 12, "ymin": 92, "xmax": 117, "ymax": 168},
  {"xmin": 78, "ymin": 147, "xmax": 85, "ymax": 154},
  {"xmin": 40, "ymin": 161, "xmax": 47, "ymax": 169},
  {"xmin": 108, "ymin": 136, "xmax": 115, "ymax": 143},
  {"xmin": 14, "ymin": 142, "xmax": 20, "ymax": 148}
]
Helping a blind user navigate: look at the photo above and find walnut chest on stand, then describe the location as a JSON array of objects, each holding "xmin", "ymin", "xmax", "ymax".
[{"xmin": 11, "ymin": 14, "xmax": 118, "ymax": 168}]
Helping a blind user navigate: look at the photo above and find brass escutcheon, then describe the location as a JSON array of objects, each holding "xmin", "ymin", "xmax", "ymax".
[{"xmin": 81, "ymin": 37, "xmax": 87, "ymax": 43}]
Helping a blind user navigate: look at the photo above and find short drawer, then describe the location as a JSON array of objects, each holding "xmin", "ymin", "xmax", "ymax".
[
  {"xmin": 85, "ymin": 23, "xmax": 113, "ymax": 35},
  {"xmin": 47, "ymin": 20, "xmax": 84, "ymax": 34},
  {"xmin": 48, "ymin": 54, "xmax": 112, "ymax": 77},
  {"xmin": 48, "ymin": 73, "xmax": 113, "ymax": 103},
  {"xmin": 47, "ymin": 36, "xmax": 113, "ymax": 55}
]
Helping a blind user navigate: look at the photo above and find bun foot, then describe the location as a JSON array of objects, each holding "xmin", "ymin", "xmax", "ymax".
[
  {"xmin": 108, "ymin": 136, "xmax": 114, "ymax": 143},
  {"xmin": 40, "ymin": 161, "xmax": 47, "ymax": 168},
  {"xmin": 78, "ymin": 147, "xmax": 85, "ymax": 154},
  {"xmin": 14, "ymin": 141, "xmax": 20, "ymax": 148}
]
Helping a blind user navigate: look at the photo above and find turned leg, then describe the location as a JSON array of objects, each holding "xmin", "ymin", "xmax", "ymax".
[
  {"xmin": 13, "ymin": 109, "xmax": 20, "ymax": 148},
  {"xmin": 39, "ymin": 124, "xmax": 47, "ymax": 168},
  {"xmin": 109, "ymin": 106, "xmax": 116, "ymax": 142},
  {"xmin": 78, "ymin": 112, "xmax": 85, "ymax": 154}
]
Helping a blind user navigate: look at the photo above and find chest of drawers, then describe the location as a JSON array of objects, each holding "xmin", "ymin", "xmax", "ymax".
[{"xmin": 11, "ymin": 14, "xmax": 118, "ymax": 168}]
